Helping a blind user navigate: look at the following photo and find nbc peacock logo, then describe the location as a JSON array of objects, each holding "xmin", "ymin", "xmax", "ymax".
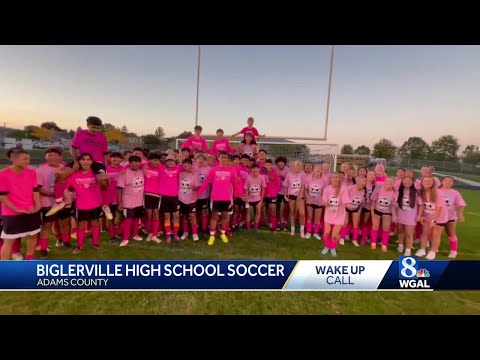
[{"xmin": 416, "ymin": 268, "xmax": 430, "ymax": 278}]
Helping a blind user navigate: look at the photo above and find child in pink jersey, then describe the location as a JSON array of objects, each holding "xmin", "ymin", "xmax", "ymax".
[
  {"xmin": 232, "ymin": 154, "xmax": 249, "ymax": 230},
  {"xmin": 179, "ymin": 158, "xmax": 201, "ymax": 241},
  {"xmin": 256, "ymin": 150, "xmax": 268, "ymax": 168},
  {"xmin": 36, "ymin": 147, "xmax": 65, "ymax": 259},
  {"xmin": 415, "ymin": 176, "xmax": 449, "ymax": 260},
  {"xmin": 244, "ymin": 164, "xmax": 266, "ymax": 232},
  {"xmin": 396, "ymin": 176, "xmax": 422, "ymax": 256},
  {"xmin": 321, "ymin": 172, "xmax": 350, "ymax": 257},
  {"xmin": 142, "ymin": 152, "xmax": 163, "ymax": 243},
  {"xmin": 106, "ymin": 152, "xmax": 124, "ymax": 242},
  {"xmin": 159, "ymin": 156, "xmax": 182, "ymax": 243},
  {"xmin": 283, "ymin": 160, "xmax": 306, "ymax": 237},
  {"xmin": 261, "ymin": 159, "xmax": 281, "ymax": 232},
  {"xmin": 360, "ymin": 170, "xmax": 376, "ymax": 245},
  {"xmin": 0, "ymin": 149, "xmax": 41, "ymax": 261},
  {"xmin": 182, "ymin": 125, "xmax": 209, "ymax": 153},
  {"xmin": 237, "ymin": 132, "xmax": 258, "ymax": 158},
  {"xmin": 65, "ymin": 153, "xmax": 104, "ymax": 254},
  {"xmin": 304, "ymin": 164, "xmax": 325, "ymax": 240},
  {"xmin": 116, "ymin": 155, "xmax": 145, "ymax": 247},
  {"xmin": 274, "ymin": 156, "xmax": 290, "ymax": 231},
  {"xmin": 211, "ymin": 128, "xmax": 234, "ymax": 157},
  {"xmin": 231, "ymin": 117, "xmax": 266, "ymax": 142},
  {"xmin": 196, "ymin": 151, "xmax": 237, "ymax": 246},
  {"xmin": 357, "ymin": 167, "xmax": 368, "ymax": 179},
  {"xmin": 194, "ymin": 153, "xmax": 212, "ymax": 233},
  {"xmin": 440, "ymin": 176, "xmax": 466, "ymax": 258},
  {"xmin": 340, "ymin": 176, "xmax": 367, "ymax": 247},
  {"xmin": 370, "ymin": 177, "xmax": 398, "ymax": 252}
]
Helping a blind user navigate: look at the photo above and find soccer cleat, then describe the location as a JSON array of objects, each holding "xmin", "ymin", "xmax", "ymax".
[
  {"xmin": 55, "ymin": 240, "xmax": 64, "ymax": 248},
  {"xmin": 181, "ymin": 233, "xmax": 189, "ymax": 240},
  {"xmin": 45, "ymin": 202, "xmax": 65, "ymax": 217},
  {"xmin": 300, "ymin": 230, "xmax": 305, "ymax": 239},
  {"xmin": 150, "ymin": 236, "xmax": 161, "ymax": 243},
  {"xmin": 339, "ymin": 239, "xmax": 345, "ymax": 245},
  {"xmin": 119, "ymin": 240, "xmax": 129, "ymax": 247},
  {"xmin": 220, "ymin": 233, "xmax": 229, "ymax": 243},
  {"xmin": 132, "ymin": 236, "xmax": 143, "ymax": 241},
  {"xmin": 404, "ymin": 248, "xmax": 412, "ymax": 256},
  {"xmin": 330, "ymin": 249, "xmax": 337, "ymax": 257},
  {"xmin": 313, "ymin": 234, "xmax": 322, "ymax": 241},
  {"xmin": 370, "ymin": 243, "xmax": 377, "ymax": 250},
  {"xmin": 290, "ymin": 227, "xmax": 295, "ymax": 236},
  {"xmin": 193, "ymin": 234, "xmax": 200, "ymax": 242},
  {"xmin": 321, "ymin": 247, "xmax": 329, "ymax": 255},
  {"xmin": 381, "ymin": 245, "xmax": 388, "ymax": 253},
  {"xmin": 426, "ymin": 251, "xmax": 436, "ymax": 260},
  {"xmin": 146, "ymin": 234, "xmax": 152, "ymax": 242},
  {"xmin": 448, "ymin": 250, "xmax": 457, "ymax": 259},
  {"xmin": 102, "ymin": 205, "xmax": 113, "ymax": 220},
  {"xmin": 11, "ymin": 253, "xmax": 23, "ymax": 261},
  {"xmin": 305, "ymin": 233, "xmax": 311, "ymax": 239},
  {"xmin": 73, "ymin": 247, "xmax": 82, "ymax": 255},
  {"xmin": 397, "ymin": 244, "xmax": 404, "ymax": 253},
  {"xmin": 208, "ymin": 236, "xmax": 215, "ymax": 246},
  {"xmin": 352, "ymin": 240, "xmax": 360, "ymax": 247},
  {"xmin": 415, "ymin": 248, "xmax": 427, "ymax": 257}
]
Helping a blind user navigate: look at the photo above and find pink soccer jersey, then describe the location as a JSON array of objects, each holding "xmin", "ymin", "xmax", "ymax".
[
  {"xmin": 0, "ymin": 167, "xmax": 38, "ymax": 216},
  {"xmin": 240, "ymin": 126, "xmax": 260, "ymax": 140},
  {"xmin": 322, "ymin": 185, "xmax": 350, "ymax": 225},
  {"xmin": 274, "ymin": 166, "xmax": 290, "ymax": 195},
  {"xmin": 371, "ymin": 187, "xmax": 397, "ymax": 214},
  {"xmin": 375, "ymin": 175, "xmax": 386, "ymax": 185},
  {"xmin": 107, "ymin": 165, "xmax": 123, "ymax": 205},
  {"xmin": 195, "ymin": 165, "xmax": 211, "ymax": 200},
  {"xmin": 65, "ymin": 170, "xmax": 102, "ymax": 210},
  {"xmin": 262, "ymin": 170, "xmax": 281, "ymax": 199},
  {"xmin": 422, "ymin": 189, "xmax": 448, "ymax": 224},
  {"xmin": 396, "ymin": 188, "xmax": 422, "ymax": 226},
  {"xmin": 211, "ymin": 139, "xmax": 233, "ymax": 155},
  {"xmin": 159, "ymin": 165, "xmax": 181, "ymax": 197},
  {"xmin": 197, "ymin": 166, "xmax": 236, "ymax": 202},
  {"xmin": 143, "ymin": 164, "xmax": 163, "ymax": 195},
  {"xmin": 346, "ymin": 185, "xmax": 365, "ymax": 212},
  {"xmin": 71, "ymin": 129, "xmax": 108, "ymax": 163},
  {"xmin": 283, "ymin": 171, "xmax": 304, "ymax": 197},
  {"xmin": 304, "ymin": 176, "xmax": 325, "ymax": 206},
  {"xmin": 116, "ymin": 169, "xmax": 145, "ymax": 209},
  {"xmin": 234, "ymin": 170, "xmax": 248, "ymax": 198},
  {"xmin": 182, "ymin": 135, "xmax": 209, "ymax": 153},
  {"xmin": 441, "ymin": 188, "xmax": 467, "ymax": 221},
  {"xmin": 37, "ymin": 164, "xmax": 64, "ymax": 208},
  {"xmin": 179, "ymin": 171, "xmax": 200, "ymax": 204},
  {"xmin": 244, "ymin": 174, "xmax": 266, "ymax": 203}
]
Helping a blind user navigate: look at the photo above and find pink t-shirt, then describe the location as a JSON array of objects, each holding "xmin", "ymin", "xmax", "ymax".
[
  {"xmin": 283, "ymin": 172, "xmax": 304, "ymax": 197},
  {"xmin": 375, "ymin": 175, "xmax": 386, "ymax": 185},
  {"xmin": 371, "ymin": 187, "xmax": 397, "ymax": 214},
  {"xmin": 322, "ymin": 185, "xmax": 350, "ymax": 225},
  {"xmin": 343, "ymin": 178, "xmax": 355, "ymax": 188},
  {"xmin": 37, "ymin": 164, "xmax": 64, "ymax": 208},
  {"xmin": 178, "ymin": 171, "xmax": 200, "ymax": 204},
  {"xmin": 116, "ymin": 169, "xmax": 145, "ymax": 209},
  {"xmin": 304, "ymin": 176, "xmax": 325, "ymax": 206},
  {"xmin": 234, "ymin": 168, "xmax": 248, "ymax": 198},
  {"xmin": 262, "ymin": 170, "xmax": 281, "ymax": 199},
  {"xmin": 182, "ymin": 135, "xmax": 209, "ymax": 153},
  {"xmin": 211, "ymin": 139, "xmax": 233, "ymax": 155},
  {"xmin": 394, "ymin": 178, "xmax": 403, "ymax": 191},
  {"xmin": 71, "ymin": 129, "xmax": 108, "ymax": 163},
  {"xmin": 346, "ymin": 185, "xmax": 365, "ymax": 212},
  {"xmin": 106, "ymin": 165, "xmax": 123, "ymax": 205},
  {"xmin": 396, "ymin": 188, "xmax": 422, "ymax": 226},
  {"xmin": 240, "ymin": 143, "xmax": 256, "ymax": 157},
  {"xmin": 274, "ymin": 166, "xmax": 289, "ymax": 195},
  {"xmin": 195, "ymin": 165, "xmax": 211, "ymax": 200},
  {"xmin": 0, "ymin": 167, "xmax": 38, "ymax": 216},
  {"xmin": 159, "ymin": 165, "xmax": 181, "ymax": 197},
  {"xmin": 197, "ymin": 166, "xmax": 236, "ymax": 202},
  {"xmin": 240, "ymin": 126, "xmax": 260, "ymax": 140},
  {"xmin": 66, "ymin": 170, "xmax": 102, "ymax": 210},
  {"xmin": 440, "ymin": 188, "xmax": 466, "ymax": 221},
  {"xmin": 143, "ymin": 164, "xmax": 162, "ymax": 195},
  {"xmin": 244, "ymin": 174, "xmax": 266, "ymax": 203},
  {"xmin": 421, "ymin": 190, "xmax": 448, "ymax": 224}
]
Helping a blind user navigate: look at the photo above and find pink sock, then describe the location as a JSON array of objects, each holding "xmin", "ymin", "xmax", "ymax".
[
  {"xmin": 62, "ymin": 233, "xmax": 70, "ymax": 244},
  {"xmin": 254, "ymin": 222, "xmax": 259, "ymax": 230},
  {"xmin": 313, "ymin": 223, "xmax": 321, "ymax": 234},
  {"xmin": 347, "ymin": 223, "xmax": 352, "ymax": 236},
  {"xmin": 108, "ymin": 222, "xmax": 116, "ymax": 237},
  {"xmin": 101, "ymin": 216, "xmax": 106, "ymax": 231},
  {"xmin": 183, "ymin": 219, "xmax": 189, "ymax": 233},
  {"xmin": 165, "ymin": 224, "xmax": 171, "ymax": 235},
  {"xmin": 323, "ymin": 234, "xmax": 331, "ymax": 248},
  {"xmin": 39, "ymin": 238, "xmax": 49, "ymax": 251},
  {"xmin": 353, "ymin": 228, "xmax": 360, "ymax": 241},
  {"xmin": 152, "ymin": 220, "xmax": 160, "ymax": 236},
  {"xmin": 306, "ymin": 222, "xmax": 312, "ymax": 234},
  {"xmin": 77, "ymin": 228, "xmax": 86, "ymax": 249},
  {"xmin": 210, "ymin": 228, "xmax": 216, "ymax": 236},
  {"xmin": 173, "ymin": 224, "xmax": 180, "ymax": 236},
  {"xmin": 246, "ymin": 220, "xmax": 251, "ymax": 229},
  {"xmin": 221, "ymin": 227, "xmax": 226, "ymax": 234},
  {"xmin": 361, "ymin": 224, "xmax": 369, "ymax": 245},
  {"xmin": 123, "ymin": 218, "xmax": 133, "ymax": 240},
  {"xmin": 330, "ymin": 238, "xmax": 337, "ymax": 249},
  {"xmin": 132, "ymin": 219, "xmax": 140, "ymax": 237},
  {"xmin": 145, "ymin": 218, "xmax": 151, "ymax": 233},
  {"xmin": 91, "ymin": 225, "xmax": 100, "ymax": 246},
  {"xmin": 370, "ymin": 229, "xmax": 378, "ymax": 244},
  {"xmin": 416, "ymin": 223, "xmax": 422, "ymax": 239},
  {"xmin": 201, "ymin": 214, "xmax": 208, "ymax": 231},
  {"xmin": 117, "ymin": 220, "xmax": 124, "ymax": 236},
  {"xmin": 390, "ymin": 222, "xmax": 396, "ymax": 232},
  {"xmin": 192, "ymin": 224, "xmax": 198, "ymax": 235},
  {"xmin": 381, "ymin": 231, "xmax": 390, "ymax": 246},
  {"xmin": 25, "ymin": 254, "xmax": 35, "ymax": 260},
  {"xmin": 448, "ymin": 236, "xmax": 458, "ymax": 251},
  {"xmin": 340, "ymin": 226, "xmax": 348, "ymax": 239},
  {"xmin": 12, "ymin": 238, "xmax": 21, "ymax": 254}
]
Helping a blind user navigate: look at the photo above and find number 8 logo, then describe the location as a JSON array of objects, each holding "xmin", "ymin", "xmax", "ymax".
[{"xmin": 401, "ymin": 257, "xmax": 417, "ymax": 278}]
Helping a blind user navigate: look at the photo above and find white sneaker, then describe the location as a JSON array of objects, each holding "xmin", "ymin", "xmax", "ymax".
[
  {"xmin": 132, "ymin": 236, "xmax": 143, "ymax": 241},
  {"xmin": 181, "ymin": 233, "xmax": 189, "ymax": 240},
  {"xmin": 55, "ymin": 240, "xmax": 64, "ymax": 248},
  {"xmin": 290, "ymin": 227, "xmax": 295, "ymax": 236},
  {"xmin": 448, "ymin": 251, "xmax": 457, "ymax": 258},
  {"xmin": 352, "ymin": 241, "xmax": 360, "ymax": 247},
  {"xmin": 397, "ymin": 244, "xmax": 404, "ymax": 253},
  {"xmin": 415, "ymin": 248, "xmax": 427, "ymax": 257},
  {"xmin": 150, "ymin": 236, "xmax": 161, "ymax": 243},
  {"xmin": 193, "ymin": 234, "xmax": 200, "ymax": 242},
  {"xmin": 146, "ymin": 234, "xmax": 152, "ymax": 242},
  {"xmin": 300, "ymin": 231, "xmax": 305, "ymax": 239},
  {"xmin": 102, "ymin": 205, "xmax": 113, "ymax": 220},
  {"xmin": 313, "ymin": 234, "xmax": 322, "ymax": 240},
  {"xmin": 404, "ymin": 248, "xmax": 411, "ymax": 256},
  {"xmin": 426, "ymin": 251, "xmax": 436, "ymax": 260},
  {"xmin": 305, "ymin": 233, "xmax": 311, "ymax": 239},
  {"xmin": 339, "ymin": 239, "xmax": 345, "ymax": 245},
  {"xmin": 12, "ymin": 253, "xmax": 23, "ymax": 261},
  {"xmin": 119, "ymin": 240, "xmax": 129, "ymax": 247}
]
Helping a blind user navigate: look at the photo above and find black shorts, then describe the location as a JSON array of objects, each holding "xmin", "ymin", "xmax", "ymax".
[
  {"xmin": 196, "ymin": 198, "xmax": 210, "ymax": 212},
  {"xmin": 1, "ymin": 212, "xmax": 42, "ymax": 239},
  {"xmin": 234, "ymin": 197, "xmax": 244, "ymax": 206},
  {"xmin": 179, "ymin": 201, "xmax": 196, "ymax": 215},
  {"xmin": 374, "ymin": 209, "xmax": 392, "ymax": 217},
  {"xmin": 160, "ymin": 196, "xmax": 180, "ymax": 213},
  {"xmin": 91, "ymin": 161, "xmax": 107, "ymax": 176},
  {"xmin": 361, "ymin": 207, "xmax": 370, "ymax": 214},
  {"xmin": 57, "ymin": 206, "xmax": 74, "ymax": 220},
  {"xmin": 123, "ymin": 206, "xmax": 144, "ymax": 219},
  {"xmin": 144, "ymin": 194, "xmax": 161, "ymax": 210},
  {"xmin": 346, "ymin": 207, "xmax": 361, "ymax": 214},
  {"xmin": 211, "ymin": 201, "xmax": 231, "ymax": 213},
  {"xmin": 41, "ymin": 207, "xmax": 57, "ymax": 223},
  {"xmin": 435, "ymin": 222, "xmax": 447, "ymax": 227},
  {"xmin": 448, "ymin": 219, "xmax": 456, "ymax": 223},
  {"xmin": 307, "ymin": 203, "xmax": 323, "ymax": 210},
  {"xmin": 249, "ymin": 201, "xmax": 261, "ymax": 207},
  {"xmin": 264, "ymin": 197, "xmax": 277, "ymax": 205},
  {"xmin": 276, "ymin": 194, "xmax": 286, "ymax": 203},
  {"xmin": 287, "ymin": 195, "xmax": 298, "ymax": 201},
  {"xmin": 76, "ymin": 206, "xmax": 104, "ymax": 222}
]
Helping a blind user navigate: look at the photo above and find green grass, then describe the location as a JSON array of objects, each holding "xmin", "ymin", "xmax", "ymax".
[{"xmin": 0, "ymin": 189, "xmax": 479, "ymax": 314}]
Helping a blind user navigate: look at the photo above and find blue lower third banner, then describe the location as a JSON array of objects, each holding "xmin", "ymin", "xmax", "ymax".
[{"xmin": 0, "ymin": 258, "xmax": 478, "ymax": 291}]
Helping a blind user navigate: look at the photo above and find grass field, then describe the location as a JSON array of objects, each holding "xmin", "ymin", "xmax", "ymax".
[{"xmin": 0, "ymin": 188, "xmax": 478, "ymax": 315}]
